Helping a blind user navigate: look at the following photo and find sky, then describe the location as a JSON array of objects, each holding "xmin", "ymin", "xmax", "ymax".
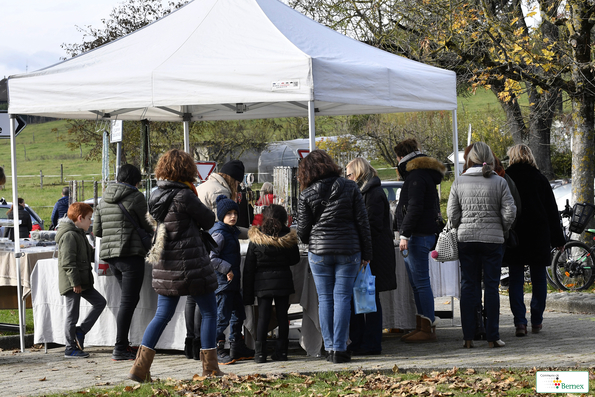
[{"xmin": 1, "ymin": 0, "xmax": 127, "ymax": 79}]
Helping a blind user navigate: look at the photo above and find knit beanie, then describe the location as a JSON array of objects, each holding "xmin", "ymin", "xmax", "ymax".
[
  {"xmin": 216, "ymin": 194, "xmax": 239, "ymax": 221},
  {"xmin": 220, "ymin": 160, "xmax": 245, "ymax": 182}
]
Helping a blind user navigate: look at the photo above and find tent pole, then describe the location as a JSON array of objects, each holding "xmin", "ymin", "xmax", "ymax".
[
  {"xmin": 116, "ymin": 142, "xmax": 122, "ymax": 179},
  {"xmin": 9, "ymin": 115, "xmax": 25, "ymax": 352},
  {"xmin": 452, "ymin": 109, "xmax": 460, "ymax": 178},
  {"xmin": 183, "ymin": 121, "xmax": 190, "ymax": 153},
  {"xmin": 307, "ymin": 101, "xmax": 315, "ymax": 152}
]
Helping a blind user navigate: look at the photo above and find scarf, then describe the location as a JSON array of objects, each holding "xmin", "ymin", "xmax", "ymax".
[
  {"xmin": 356, "ymin": 169, "xmax": 375, "ymax": 191},
  {"xmin": 181, "ymin": 181, "xmax": 198, "ymax": 196}
]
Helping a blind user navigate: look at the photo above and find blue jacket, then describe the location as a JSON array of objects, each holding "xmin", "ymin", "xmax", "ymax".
[
  {"xmin": 51, "ymin": 196, "xmax": 70, "ymax": 228},
  {"xmin": 209, "ymin": 221, "xmax": 241, "ymax": 293}
]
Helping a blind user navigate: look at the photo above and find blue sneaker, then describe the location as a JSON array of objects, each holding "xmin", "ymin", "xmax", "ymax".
[
  {"xmin": 64, "ymin": 348, "xmax": 90, "ymax": 358},
  {"xmin": 75, "ymin": 327, "xmax": 85, "ymax": 351}
]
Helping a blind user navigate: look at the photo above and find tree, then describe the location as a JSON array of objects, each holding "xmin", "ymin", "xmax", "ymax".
[{"xmin": 289, "ymin": 0, "xmax": 595, "ymax": 203}]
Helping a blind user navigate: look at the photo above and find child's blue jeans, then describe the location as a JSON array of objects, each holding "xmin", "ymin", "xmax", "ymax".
[{"xmin": 216, "ymin": 290, "xmax": 246, "ymax": 342}]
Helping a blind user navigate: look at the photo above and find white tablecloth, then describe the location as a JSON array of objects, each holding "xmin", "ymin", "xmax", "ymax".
[
  {"xmin": 31, "ymin": 256, "xmax": 321, "ymax": 353},
  {"xmin": 380, "ymin": 249, "xmax": 461, "ymax": 330},
  {"xmin": 31, "ymin": 252, "xmax": 459, "ymax": 352}
]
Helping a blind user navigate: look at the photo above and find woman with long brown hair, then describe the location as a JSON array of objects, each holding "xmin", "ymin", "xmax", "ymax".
[
  {"xmin": 297, "ymin": 150, "xmax": 372, "ymax": 364},
  {"xmin": 128, "ymin": 149, "xmax": 222, "ymax": 382}
]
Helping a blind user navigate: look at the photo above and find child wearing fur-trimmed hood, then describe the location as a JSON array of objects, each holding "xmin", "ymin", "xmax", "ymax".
[{"xmin": 243, "ymin": 204, "xmax": 300, "ymax": 363}]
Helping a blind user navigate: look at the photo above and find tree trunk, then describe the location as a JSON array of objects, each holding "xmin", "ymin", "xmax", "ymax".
[
  {"xmin": 527, "ymin": 86, "xmax": 557, "ymax": 180},
  {"xmin": 569, "ymin": 2, "xmax": 595, "ymax": 206},
  {"xmin": 491, "ymin": 84, "xmax": 526, "ymax": 144}
]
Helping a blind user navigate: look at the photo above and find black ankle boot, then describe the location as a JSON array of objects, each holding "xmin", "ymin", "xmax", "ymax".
[
  {"xmin": 254, "ymin": 341, "xmax": 267, "ymax": 363},
  {"xmin": 270, "ymin": 339, "xmax": 288, "ymax": 361},
  {"xmin": 192, "ymin": 337, "xmax": 201, "ymax": 360},
  {"xmin": 184, "ymin": 337, "xmax": 193, "ymax": 359}
]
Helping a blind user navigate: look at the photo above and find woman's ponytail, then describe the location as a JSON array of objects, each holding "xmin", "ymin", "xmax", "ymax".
[
  {"xmin": 481, "ymin": 161, "xmax": 494, "ymax": 178},
  {"xmin": 468, "ymin": 142, "xmax": 495, "ymax": 178}
]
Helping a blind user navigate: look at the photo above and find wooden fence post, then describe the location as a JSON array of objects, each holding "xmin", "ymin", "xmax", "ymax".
[{"xmin": 40, "ymin": 170, "xmax": 43, "ymax": 189}]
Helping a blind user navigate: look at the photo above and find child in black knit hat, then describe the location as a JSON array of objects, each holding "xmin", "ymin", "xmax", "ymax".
[{"xmin": 209, "ymin": 195, "xmax": 254, "ymax": 364}]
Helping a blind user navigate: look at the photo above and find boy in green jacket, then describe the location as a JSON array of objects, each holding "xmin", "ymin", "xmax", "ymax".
[{"xmin": 56, "ymin": 202, "xmax": 106, "ymax": 358}]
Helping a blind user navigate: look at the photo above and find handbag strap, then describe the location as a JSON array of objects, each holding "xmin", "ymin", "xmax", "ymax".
[{"xmin": 117, "ymin": 202, "xmax": 142, "ymax": 231}]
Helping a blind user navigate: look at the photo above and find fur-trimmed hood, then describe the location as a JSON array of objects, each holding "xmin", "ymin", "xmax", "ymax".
[
  {"xmin": 406, "ymin": 156, "xmax": 446, "ymax": 175},
  {"xmin": 248, "ymin": 227, "xmax": 298, "ymax": 249}
]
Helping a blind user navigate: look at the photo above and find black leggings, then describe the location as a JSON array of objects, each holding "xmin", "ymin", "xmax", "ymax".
[{"xmin": 257, "ymin": 295, "xmax": 290, "ymax": 342}]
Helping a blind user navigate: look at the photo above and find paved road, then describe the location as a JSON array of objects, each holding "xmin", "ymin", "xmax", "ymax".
[{"xmin": 1, "ymin": 294, "xmax": 594, "ymax": 397}]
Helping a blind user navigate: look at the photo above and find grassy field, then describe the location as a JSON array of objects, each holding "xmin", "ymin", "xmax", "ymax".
[{"xmin": 0, "ymin": 119, "xmax": 102, "ymax": 225}]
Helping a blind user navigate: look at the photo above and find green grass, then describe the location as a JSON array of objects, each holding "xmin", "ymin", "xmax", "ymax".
[
  {"xmin": 0, "ymin": 308, "xmax": 33, "ymax": 335},
  {"xmin": 38, "ymin": 368, "xmax": 586, "ymax": 396},
  {"xmin": 0, "ymin": 119, "xmax": 102, "ymax": 226}
]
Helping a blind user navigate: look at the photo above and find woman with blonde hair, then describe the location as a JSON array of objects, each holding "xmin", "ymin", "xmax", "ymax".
[
  {"xmin": 345, "ymin": 157, "xmax": 396, "ymax": 355},
  {"xmin": 447, "ymin": 142, "xmax": 516, "ymax": 348},
  {"xmin": 505, "ymin": 144, "xmax": 565, "ymax": 336}
]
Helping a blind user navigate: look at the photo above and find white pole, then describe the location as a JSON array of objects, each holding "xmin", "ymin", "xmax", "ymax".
[
  {"xmin": 116, "ymin": 142, "xmax": 121, "ymax": 179},
  {"xmin": 9, "ymin": 115, "xmax": 25, "ymax": 352},
  {"xmin": 307, "ymin": 101, "xmax": 316, "ymax": 152},
  {"xmin": 184, "ymin": 120, "xmax": 190, "ymax": 153},
  {"xmin": 452, "ymin": 110, "xmax": 460, "ymax": 177},
  {"xmin": 467, "ymin": 124, "xmax": 472, "ymax": 146}
]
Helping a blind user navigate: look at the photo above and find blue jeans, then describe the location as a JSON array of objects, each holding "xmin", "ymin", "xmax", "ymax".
[
  {"xmin": 403, "ymin": 235, "xmax": 435, "ymax": 322},
  {"xmin": 142, "ymin": 292, "xmax": 217, "ymax": 350},
  {"xmin": 216, "ymin": 290, "xmax": 246, "ymax": 342},
  {"xmin": 308, "ymin": 252, "xmax": 360, "ymax": 352},
  {"xmin": 509, "ymin": 263, "xmax": 547, "ymax": 327},
  {"xmin": 459, "ymin": 242, "xmax": 504, "ymax": 342}
]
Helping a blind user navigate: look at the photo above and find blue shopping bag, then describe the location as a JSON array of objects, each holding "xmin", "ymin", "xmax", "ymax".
[{"xmin": 353, "ymin": 264, "xmax": 377, "ymax": 314}]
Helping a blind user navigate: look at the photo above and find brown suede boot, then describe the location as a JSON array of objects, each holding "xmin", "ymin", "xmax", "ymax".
[
  {"xmin": 404, "ymin": 315, "xmax": 437, "ymax": 343},
  {"xmin": 128, "ymin": 345, "xmax": 155, "ymax": 383},
  {"xmin": 400, "ymin": 314, "xmax": 422, "ymax": 341},
  {"xmin": 202, "ymin": 348, "xmax": 225, "ymax": 376}
]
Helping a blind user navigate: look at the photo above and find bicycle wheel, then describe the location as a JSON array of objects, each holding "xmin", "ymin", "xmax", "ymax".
[
  {"xmin": 546, "ymin": 255, "xmax": 559, "ymax": 290},
  {"xmin": 551, "ymin": 241, "xmax": 595, "ymax": 291}
]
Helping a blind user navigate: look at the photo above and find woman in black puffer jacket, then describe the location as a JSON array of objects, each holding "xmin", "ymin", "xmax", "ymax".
[
  {"xmin": 394, "ymin": 138, "xmax": 446, "ymax": 343},
  {"xmin": 345, "ymin": 157, "xmax": 396, "ymax": 355},
  {"xmin": 243, "ymin": 204, "xmax": 300, "ymax": 363},
  {"xmin": 297, "ymin": 150, "xmax": 373, "ymax": 364},
  {"xmin": 128, "ymin": 149, "xmax": 223, "ymax": 383}
]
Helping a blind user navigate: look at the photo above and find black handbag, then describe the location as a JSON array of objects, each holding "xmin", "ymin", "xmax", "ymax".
[
  {"xmin": 506, "ymin": 229, "xmax": 519, "ymax": 249},
  {"xmin": 200, "ymin": 229, "xmax": 218, "ymax": 253},
  {"xmin": 118, "ymin": 202, "xmax": 153, "ymax": 250}
]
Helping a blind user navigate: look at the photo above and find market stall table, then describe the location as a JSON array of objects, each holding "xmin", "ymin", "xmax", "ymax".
[
  {"xmin": 31, "ymin": 248, "xmax": 459, "ymax": 353},
  {"xmin": 0, "ymin": 246, "xmax": 56, "ymax": 309}
]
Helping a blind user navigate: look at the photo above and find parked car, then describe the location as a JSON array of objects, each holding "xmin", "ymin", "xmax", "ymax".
[{"xmin": 0, "ymin": 198, "xmax": 44, "ymax": 238}]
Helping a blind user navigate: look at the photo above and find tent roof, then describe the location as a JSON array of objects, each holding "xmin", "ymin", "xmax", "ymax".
[{"xmin": 7, "ymin": 0, "xmax": 457, "ymax": 121}]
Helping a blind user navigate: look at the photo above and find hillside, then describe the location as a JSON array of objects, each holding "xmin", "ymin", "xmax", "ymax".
[{"xmin": 0, "ymin": 119, "xmax": 101, "ymax": 225}]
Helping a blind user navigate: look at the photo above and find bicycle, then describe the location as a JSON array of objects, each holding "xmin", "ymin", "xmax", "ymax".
[{"xmin": 550, "ymin": 201, "xmax": 595, "ymax": 291}]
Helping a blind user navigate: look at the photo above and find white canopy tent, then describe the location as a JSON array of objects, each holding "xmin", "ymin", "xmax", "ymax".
[{"xmin": 7, "ymin": 0, "xmax": 459, "ymax": 351}]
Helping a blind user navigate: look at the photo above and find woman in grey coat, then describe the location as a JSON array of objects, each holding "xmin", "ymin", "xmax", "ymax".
[{"xmin": 447, "ymin": 142, "xmax": 516, "ymax": 349}]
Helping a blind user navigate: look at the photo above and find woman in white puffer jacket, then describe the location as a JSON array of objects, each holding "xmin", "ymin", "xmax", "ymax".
[{"xmin": 447, "ymin": 142, "xmax": 516, "ymax": 349}]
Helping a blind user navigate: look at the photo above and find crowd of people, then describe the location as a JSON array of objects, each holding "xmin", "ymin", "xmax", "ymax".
[{"xmin": 49, "ymin": 140, "xmax": 564, "ymax": 380}]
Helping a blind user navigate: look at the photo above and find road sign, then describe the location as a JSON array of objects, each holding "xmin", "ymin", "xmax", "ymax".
[
  {"xmin": 297, "ymin": 149, "xmax": 309, "ymax": 159},
  {"xmin": 0, "ymin": 113, "xmax": 27, "ymax": 139},
  {"xmin": 196, "ymin": 161, "xmax": 217, "ymax": 181}
]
